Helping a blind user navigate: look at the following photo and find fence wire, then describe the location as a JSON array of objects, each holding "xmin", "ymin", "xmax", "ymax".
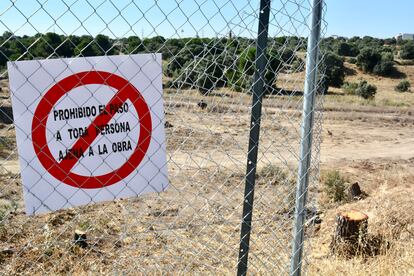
[{"xmin": 0, "ymin": 0, "xmax": 326, "ymax": 274}]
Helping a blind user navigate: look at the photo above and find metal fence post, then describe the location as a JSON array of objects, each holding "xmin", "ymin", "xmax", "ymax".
[
  {"xmin": 237, "ymin": 0, "xmax": 271, "ymax": 275},
  {"xmin": 290, "ymin": 0, "xmax": 324, "ymax": 275}
]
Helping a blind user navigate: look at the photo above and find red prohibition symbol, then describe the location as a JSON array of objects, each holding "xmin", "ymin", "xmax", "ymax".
[{"xmin": 32, "ymin": 71, "xmax": 152, "ymax": 189}]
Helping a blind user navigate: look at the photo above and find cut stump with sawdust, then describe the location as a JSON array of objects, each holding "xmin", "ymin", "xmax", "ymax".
[{"xmin": 330, "ymin": 210, "xmax": 368, "ymax": 256}]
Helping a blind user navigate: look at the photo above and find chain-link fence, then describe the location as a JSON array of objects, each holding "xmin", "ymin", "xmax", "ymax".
[{"xmin": 0, "ymin": 0, "xmax": 326, "ymax": 274}]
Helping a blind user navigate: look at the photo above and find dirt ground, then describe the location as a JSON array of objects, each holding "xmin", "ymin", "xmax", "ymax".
[{"xmin": 0, "ymin": 62, "xmax": 413, "ymax": 275}]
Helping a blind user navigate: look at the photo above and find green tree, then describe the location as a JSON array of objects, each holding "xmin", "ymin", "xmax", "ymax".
[
  {"xmin": 373, "ymin": 60, "xmax": 394, "ymax": 76},
  {"xmin": 30, "ymin": 32, "xmax": 74, "ymax": 58},
  {"xmin": 94, "ymin": 34, "xmax": 114, "ymax": 55},
  {"xmin": 336, "ymin": 42, "xmax": 359, "ymax": 57},
  {"xmin": 238, "ymin": 47, "xmax": 256, "ymax": 75},
  {"xmin": 75, "ymin": 35, "xmax": 96, "ymax": 56},
  {"xmin": 0, "ymin": 44, "xmax": 10, "ymax": 66},
  {"xmin": 197, "ymin": 72, "xmax": 215, "ymax": 95},
  {"xmin": 126, "ymin": 36, "xmax": 143, "ymax": 54},
  {"xmin": 58, "ymin": 37, "xmax": 76, "ymax": 57},
  {"xmin": 197, "ymin": 56, "xmax": 228, "ymax": 94},
  {"xmin": 356, "ymin": 48, "xmax": 382, "ymax": 73},
  {"xmin": 166, "ymin": 55, "xmax": 187, "ymax": 77},
  {"xmin": 321, "ymin": 52, "xmax": 345, "ymax": 89},
  {"xmin": 264, "ymin": 48, "xmax": 283, "ymax": 93},
  {"xmin": 400, "ymin": 41, "xmax": 414, "ymax": 60},
  {"xmin": 143, "ymin": 36, "xmax": 166, "ymax": 52},
  {"xmin": 227, "ymin": 47, "xmax": 282, "ymax": 93}
]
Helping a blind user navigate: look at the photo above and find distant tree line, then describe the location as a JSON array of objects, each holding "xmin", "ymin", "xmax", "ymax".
[
  {"xmin": 0, "ymin": 32, "xmax": 308, "ymax": 94},
  {"xmin": 1, "ymin": 32, "xmax": 414, "ymax": 95}
]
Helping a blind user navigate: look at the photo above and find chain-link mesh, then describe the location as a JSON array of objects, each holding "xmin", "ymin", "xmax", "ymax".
[{"xmin": 0, "ymin": 0, "xmax": 326, "ymax": 274}]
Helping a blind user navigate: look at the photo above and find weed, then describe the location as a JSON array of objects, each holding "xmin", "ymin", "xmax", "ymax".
[{"xmin": 323, "ymin": 170, "xmax": 346, "ymax": 202}]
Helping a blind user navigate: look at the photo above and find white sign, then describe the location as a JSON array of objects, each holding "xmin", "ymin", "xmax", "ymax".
[{"xmin": 8, "ymin": 54, "xmax": 168, "ymax": 215}]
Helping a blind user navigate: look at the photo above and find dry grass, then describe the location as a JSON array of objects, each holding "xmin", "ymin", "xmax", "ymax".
[
  {"xmin": 308, "ymin": 159, "xmax": 414, "ymax": 276},
  {"xmin": 0, "ymin": 62, "xmax": 413, "ymax": 274},
  {"xmin": 327, "ymin": 63, "xmax": 414, "ymax": 108}
]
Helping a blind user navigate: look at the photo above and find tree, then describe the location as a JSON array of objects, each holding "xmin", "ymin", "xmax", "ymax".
[
  {"xmin": 57, "ymin": 37, "xmax": 76, "ymax": 57},
  {"xmin": 227, "ymin": 47, "xmax": 282, "ymax": 93},
  {"xmin": 75, "ymin": 35, "xmax": 96, "ymax": 56},
  {"xmin": 196, "ymin": 56, "xmax": 228, "ymax": 94},
  {"xmin": 400, "ymin": 41, "xmax": 414, "ymax": 60},
  {"xmin": 72, "ymin": 35, "xmax": 115, "ymax": 57},
  {"xmin": 384, "ymin": 37, "xmax": 397, "ymax": 45},
  {"xmin": 264, "ymin": 48, "xmax": 283, "ymax": 93},
  {"xmin": 166, "ymin": 55, "xmax": 187, "ymax": 77},
  {"xmin": 197, "ymin": 72, "xmax": 215, "ymax": 95},
  {"xmin": 30, "ymin": 32, "xmax": 74, "ymax": 58},
  {"xmin": 9, "ymin": 39, "xmax": 27, "ymax": 59},
  {"xmin": 336, "ymin": 42, "xmax": 359, "ymax": 57},
  {"xmin": 356, "ymin": 48, "xmax": 382, "ymax": 73},
  {"xmin": 1, "ymin": 31, "xmax": 13, "ymax": 40},
  {"xmin": 94, "ymin": 34, "xmax": 114, "ymax": 55},
  {"xmin": 238, "ymin": 47, "xmax": 256, "ymax": 76},
  {"xmin": 373, "ymin": 60, "xmax": 393, "ymax": 76},
  {"xmin": 126, "ymin": 36, "xmax": 144, "ymax": 54},
  {"xmin": 0, "ymin": 44, "xmax": 10, "ymax": 66},
  {"xmin": 356, "ymin": 48, "xmax": 395, "ymax": 76},
  {"xmin": 321, "ymin": 52, "xmax": 345, "ymax": 88},
  {"xmin": 143, "ymin": 36, "xmax": 166, "ymax": 52}
]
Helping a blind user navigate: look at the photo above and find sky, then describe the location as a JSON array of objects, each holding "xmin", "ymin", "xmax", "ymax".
[
  {"xmin": 325, "ymin": 0, "xmax": 414, "ymax": 38},
  {"xmin": 0, "ymin": 0, "xmax": 412, "ymax": 39}
]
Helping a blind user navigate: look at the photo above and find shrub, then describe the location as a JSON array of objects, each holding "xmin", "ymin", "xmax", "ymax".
[
  {"xmin": 260, "ymin": 164, "xmax": 288, "ymax": 185},
  {"xmin": 225, "ymin": 69, "xmax": 252, "ymax": 92},
  {"xmin": 400, "ymin": 41, "xmax": 414, "ymax": 60},
  {"xmin": 348, "ymin": 57, "xmax": 357, "ymax": 64},
  {"xmin": 395, "ymin": 80, "xmax": 411, "ymax": 92},
  {"xmin": 342, "ymin": 80, "xmax": 377, "ymax": 99},
  {"xmin": 321, "ymin": 52, "xmax": 345, "ymax": 88},
  {"xmin": 227, "ymin": 47, "xmax": 282, "ymax": 93},
  {"xmin": 381, "ymin": 52, "xmax": 394, "ymax": 62},
  {"xmin": 341, "ymin": 81, "xmax": 358, "ymax": 95},
  {"xmin": 373, "ymin": 60, "xmax": 394, "ymax": 76},
  {"xmin": 323, "ymin": 170, "xmax": 346, "ymax": 202},
  {"xmin": 356, "ymin": 80, "xmax": 377, "ymax": 99},
  {"xmin": 356, "ymin": 48, "xmax": 382, "ymax": 73},
  {"xmin": 356, "ymin": 47, "xmax": 396, "ymax": 78},
  {"xmin": 336, "ymin": 42, "xmax": 359, "ymax": 57}
]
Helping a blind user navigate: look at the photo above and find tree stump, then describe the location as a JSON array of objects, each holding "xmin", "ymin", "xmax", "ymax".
[
  {"xmin": 347, "ymin": 182, "xmax": 367, "ymax": 200},
  {"xmin": 348, "ymin": 182, "xmax": 362, "ymax": 199},
  {"xmin": 330, "ymin": 210, "xmax": 368, "ymax": 256},
  {"xmin": 74, "ymin": 230, "xmax": 88, "ymax": 248}
]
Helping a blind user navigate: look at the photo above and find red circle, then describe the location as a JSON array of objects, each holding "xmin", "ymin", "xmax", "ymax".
[{"xmin": 32, "ymin": 71, "xmax": 152, "ymax": 189}]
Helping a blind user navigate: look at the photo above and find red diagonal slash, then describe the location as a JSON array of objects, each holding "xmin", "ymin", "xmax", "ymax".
[{"xmin": 32, "ymin": 71, "xmax": 152, "ymax": 189}]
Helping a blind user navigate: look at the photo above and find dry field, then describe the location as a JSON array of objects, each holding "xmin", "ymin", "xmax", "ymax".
[{"xmin": 0, "ymin": 62, "xmax": 413, "ymax": 275}]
